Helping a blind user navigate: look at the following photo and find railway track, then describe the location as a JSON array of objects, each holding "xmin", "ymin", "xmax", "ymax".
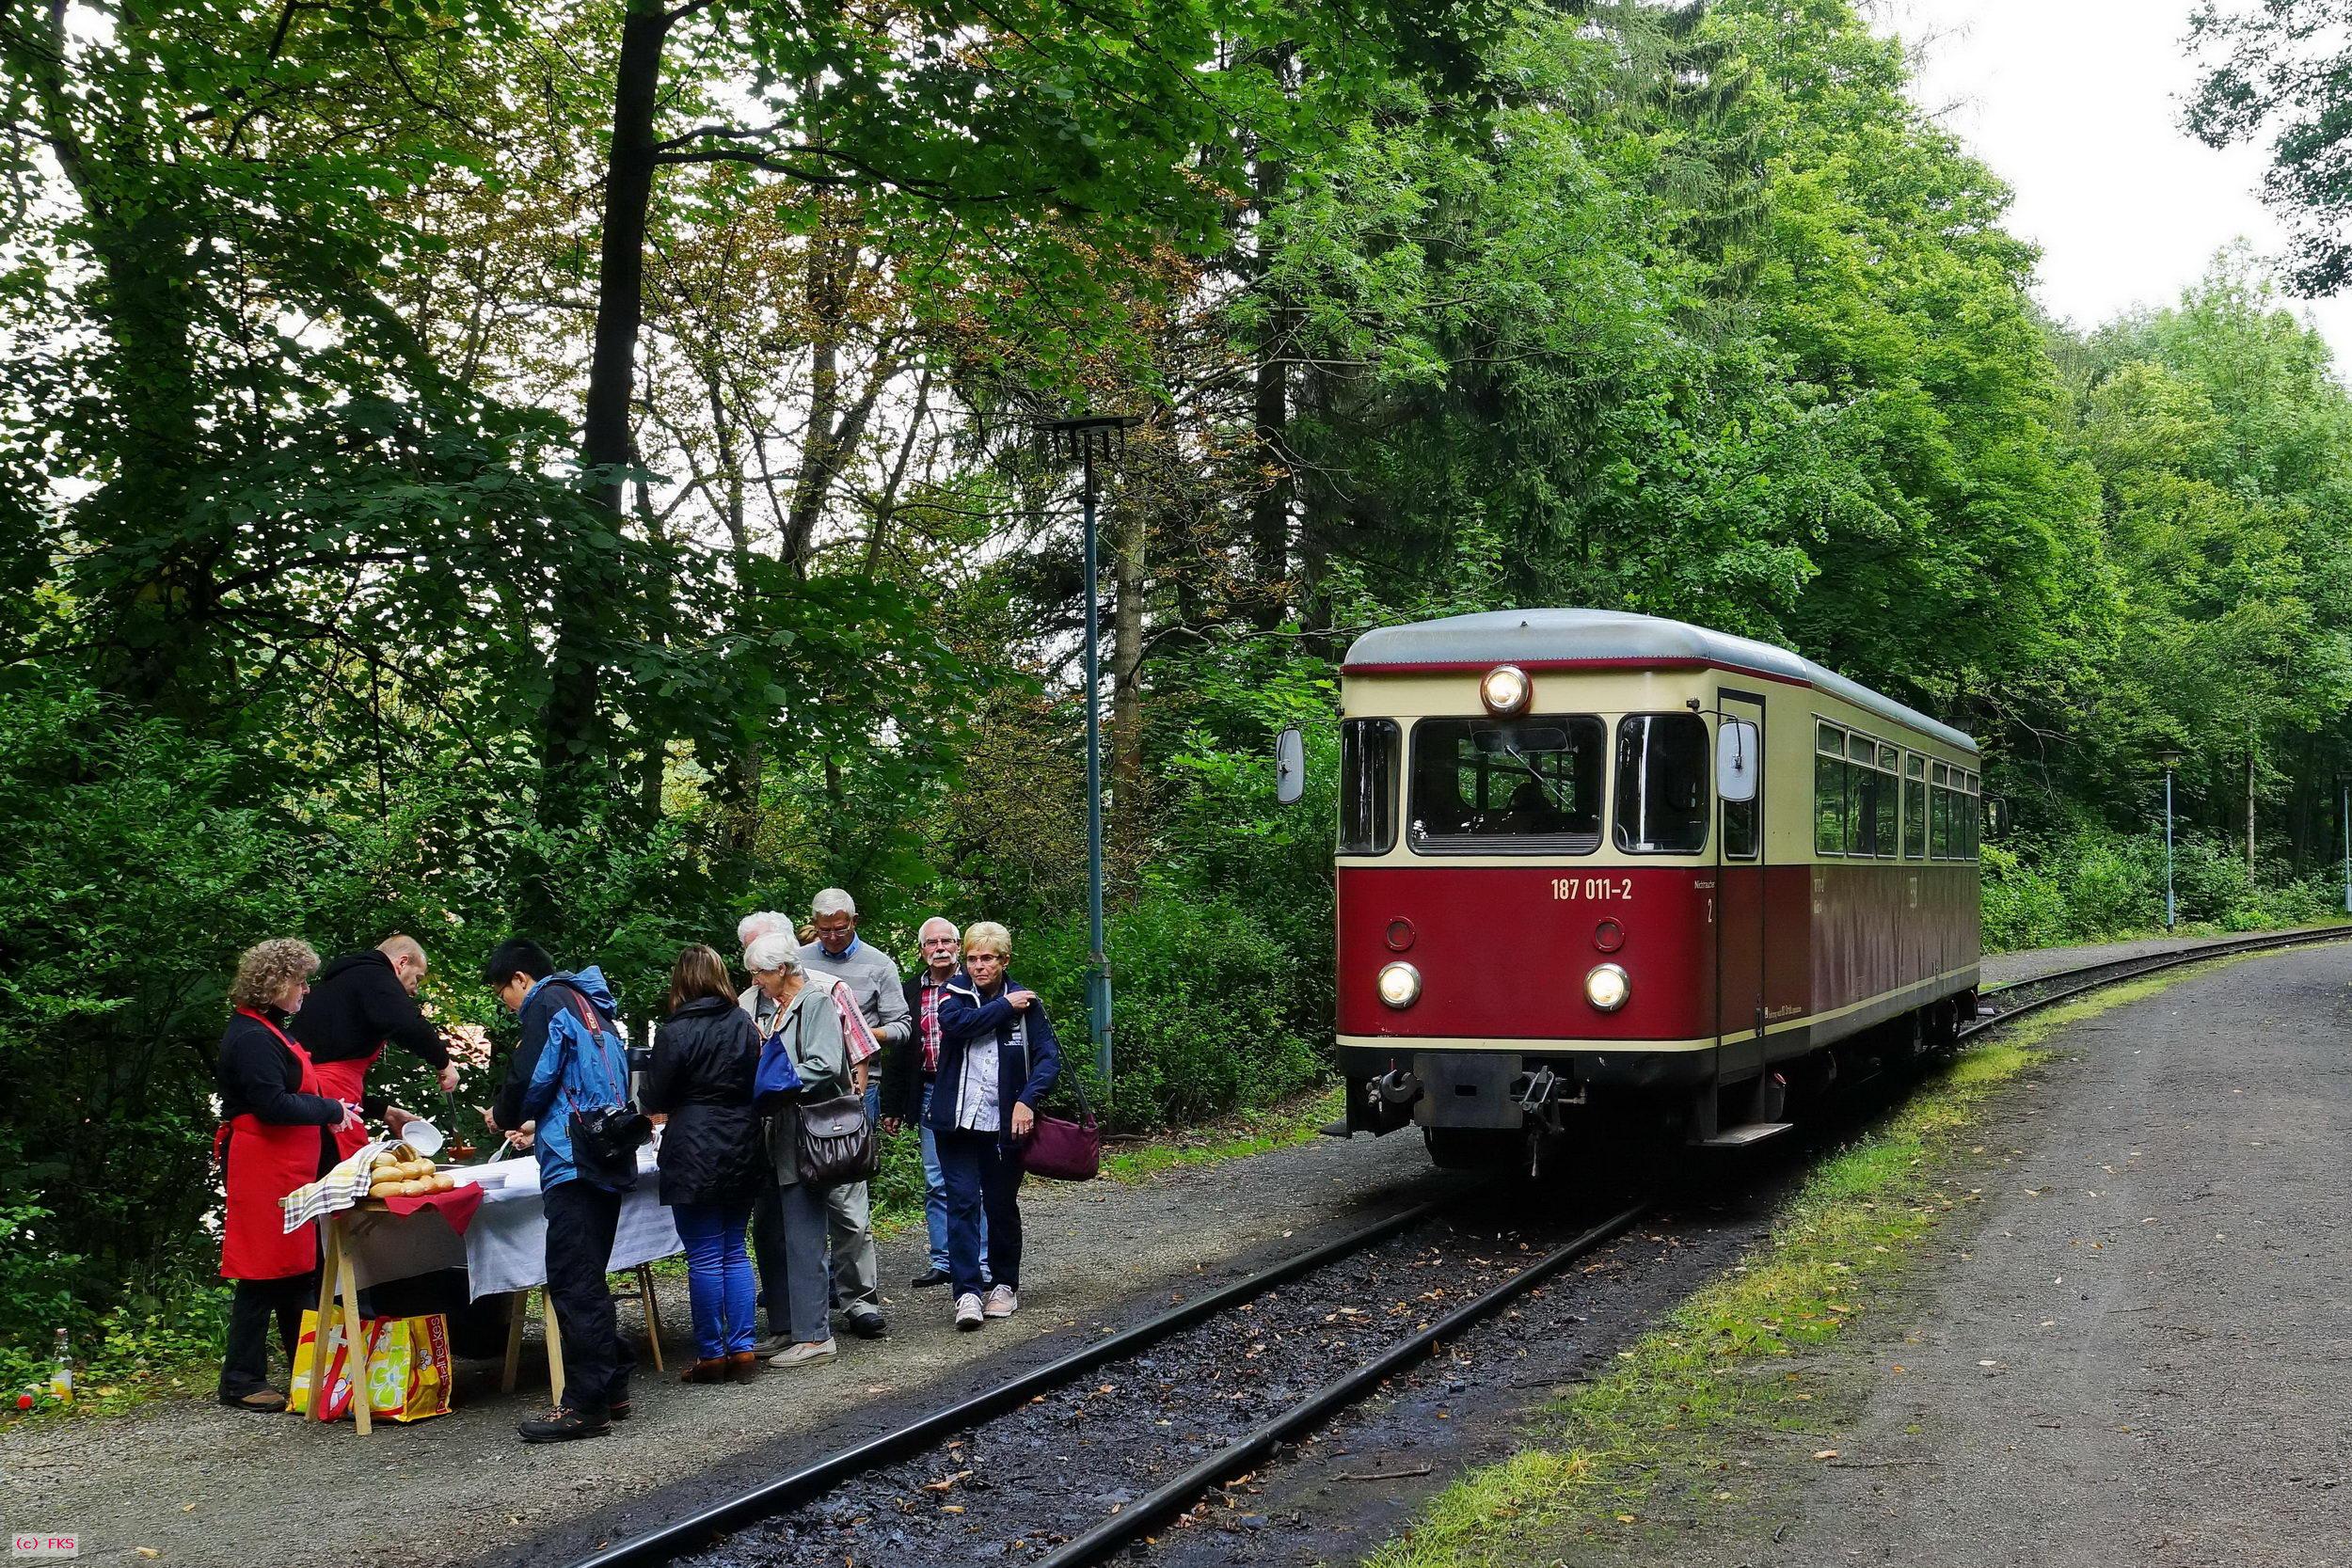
[
  {"xmin": 1968, "ymin": 923, "xmax": 2352, "ymax": 1037},
  {"xmin": 563, "ymin": 1192, "xmax": 1645, "ymax": 1568},
  {"xmin": 559, "ymin": 925, "xmax": 2351, "ymax": 1568}
]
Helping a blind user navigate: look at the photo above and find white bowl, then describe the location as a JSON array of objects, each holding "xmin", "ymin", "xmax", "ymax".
[{"xmin": 400, "ymin": 1119, "xmax": 445, "ymax": 1156}]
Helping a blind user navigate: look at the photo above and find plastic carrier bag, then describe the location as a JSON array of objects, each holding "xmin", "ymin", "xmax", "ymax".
[{"xmin": 288, "ymin": 1310, "xmax": 453, "ymax": 1423}]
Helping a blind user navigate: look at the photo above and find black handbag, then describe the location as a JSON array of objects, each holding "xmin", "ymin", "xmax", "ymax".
[{"xmin": 796, "ymin": 1090, "xmax": 876, "ymax": 1187}]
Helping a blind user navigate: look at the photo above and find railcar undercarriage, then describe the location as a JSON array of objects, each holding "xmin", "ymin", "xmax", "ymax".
[{"xmin": 1337, "ymin": 992, "xmax": 1975, "ymax": 1176}]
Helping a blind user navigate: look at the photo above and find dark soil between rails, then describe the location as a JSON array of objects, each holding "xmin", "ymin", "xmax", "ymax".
[{"xmin": 675, "ymin": 1201, "xmax": 1647, "ymax": 1568}]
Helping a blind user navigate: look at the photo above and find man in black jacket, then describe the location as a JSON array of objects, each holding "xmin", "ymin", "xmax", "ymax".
[{"xmin": 291, "ymin": 935, "xmax": 454, "ymax": 1148}]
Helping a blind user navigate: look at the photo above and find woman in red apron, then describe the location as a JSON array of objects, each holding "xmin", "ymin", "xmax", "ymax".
[{"xmin": 215, "ymin": 939, "xmax": 359, "ymax": 1411}]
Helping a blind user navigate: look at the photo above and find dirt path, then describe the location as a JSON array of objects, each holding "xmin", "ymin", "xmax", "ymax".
[
  {"xmin": 1708, "ymin": 943, "xmax": 2352, "ymax": 1568},
  {"xmin": 0, "ymin": 1128, "xmax": 1466, "ymax": 1568}
]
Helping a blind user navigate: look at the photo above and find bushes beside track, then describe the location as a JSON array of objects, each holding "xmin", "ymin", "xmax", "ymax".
[{"xmin": 1983, "ymin": 829, "xmax": 2344, "ymax": 951}]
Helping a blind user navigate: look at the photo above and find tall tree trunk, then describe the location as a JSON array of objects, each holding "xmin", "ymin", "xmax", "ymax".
[
  {"xmin": 784, "ymin": 226, "xmax": 844, "ymax": 575},
  {"xmin": 2247, "ymin": 727, "xmax": 2258, "ymax": 881},
  {"xmin": 631, "ymin": 458, "xmax": 669, "ymax": 825},
  {"xmin": 18, "ymin": 1, "xmax": 214, "ymax": 713},
  {"xmin": 1295, "ymin": 358, "xmax": 1335, "ymax": 641},
  {"xmin": 1247, "ymin": 124, "xmax": 1291, "ymax": 631},
  {"xmin": 784, "ymin": 220, "xmax": 898, "ymax": 574},
  {"xmin": 530, "ymin": 0, "xmax": 672, "ymax": 913},
  {"xmin": 705, "ymin": 366, "xmax": 763, "ymax": 857}
]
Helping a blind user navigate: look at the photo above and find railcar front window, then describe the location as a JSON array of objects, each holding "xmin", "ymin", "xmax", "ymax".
[
  {"xmin": 1614, "ymin": 714, "xmax": 1710, "ymax": 854},
  {"xmin": 1340, "ymin": 719, "xmax": 1401, "ymax": 855},
  {"xmin": 1407, "ymin": 715, "xmax": 1605, "ymax": 853}
]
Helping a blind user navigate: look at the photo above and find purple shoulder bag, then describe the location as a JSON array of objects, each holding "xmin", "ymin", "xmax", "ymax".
[{"xmin": 1010, "ymin": 1011, "xmax": 1099, "ymax": 1181}]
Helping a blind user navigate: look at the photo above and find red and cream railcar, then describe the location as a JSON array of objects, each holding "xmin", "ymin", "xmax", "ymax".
[{"xmin": 1330, "ymin": 609, "xmax": 1983, "ymax": 1166}]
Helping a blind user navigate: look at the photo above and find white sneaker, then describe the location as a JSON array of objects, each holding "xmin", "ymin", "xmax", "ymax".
[
  {"xmin": 768, "ymin": 1338, "xmax": 835, "ymax": 1369},
  {"xmin": 954, "ymin": 1292, "xmax": 984, "ymax": 1331},
  {"xmin": 983, "ymin": 1284, "xmax": 1018, "ymax": 1319}
]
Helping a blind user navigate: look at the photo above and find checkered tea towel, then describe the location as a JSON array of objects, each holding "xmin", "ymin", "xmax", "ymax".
[{"xmin": 280, "ymin": 1140, "xmax": 396, "ymax": 1232}]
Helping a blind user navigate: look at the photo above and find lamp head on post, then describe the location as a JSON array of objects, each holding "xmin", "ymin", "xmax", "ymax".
[
  {"xmin": 1041, "ymin": 414, "xmax": 1143, "ymax": 498},
  {"xmin": 2157, "ymin": 749, "xmax": 2184, "ymax": 771}
]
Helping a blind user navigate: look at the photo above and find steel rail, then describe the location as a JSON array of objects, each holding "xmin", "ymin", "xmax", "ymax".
[
  {"xmin": 1966, "ymin": 924, "xmax": 2352, "ymax": 1038},
  {"xmin": 1030, "ymin": 1198, "xmax": 1650, "ymax": 1568},
  {"xmin": 564, "ymin": 1194, "xmax": 1470, "ymax": 1568}
]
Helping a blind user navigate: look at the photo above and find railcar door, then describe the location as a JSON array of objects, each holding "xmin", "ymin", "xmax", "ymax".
[{"xmin": 1715, "ymin": 691, "xmax": 1768, "ymax": 1078}]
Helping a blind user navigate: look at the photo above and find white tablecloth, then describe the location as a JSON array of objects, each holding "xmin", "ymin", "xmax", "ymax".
[{"xmin": 340, "ymin": 1149, "xmax": 681, "ymax": 1299}]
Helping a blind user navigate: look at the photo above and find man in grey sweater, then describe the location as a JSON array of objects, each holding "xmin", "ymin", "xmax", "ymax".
[{"xmin": 800, "ymin": 888, "xmax": 909, "ymax": 1339}]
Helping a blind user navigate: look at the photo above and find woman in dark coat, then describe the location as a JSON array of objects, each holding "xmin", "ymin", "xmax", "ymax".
[
  {"xmin": 215, "ymin": 938, "xmax": 360, "ymax": 1410},
  {"xmin": 644, "ymin": 943, "xmax": 764, "ymax": 1384}
]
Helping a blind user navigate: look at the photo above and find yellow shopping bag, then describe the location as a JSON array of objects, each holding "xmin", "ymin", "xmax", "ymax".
[
  {"xmin": 365, "ymin": 1314, "xmax": 453, "ymax": 1423},
  {"xmin": 288, "ymin": 1311, "xmax": 453, "ymax": 1422}
]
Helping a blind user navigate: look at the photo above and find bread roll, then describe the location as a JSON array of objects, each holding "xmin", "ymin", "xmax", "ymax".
[
  {"xmin": 399, "ymin": 1179, "xmax": 430, "ymax": 1196},
  {"xmin": 371, "ymin": 1154, "xmax": 400, "ymax": 1171},
  {"xmin": 432, "ymin": 1174, "xmax": 455, "ymax": 1193},
  {"xmin": 368, "ymin": 1181, "xmax": 403, "ymax": 1199}
]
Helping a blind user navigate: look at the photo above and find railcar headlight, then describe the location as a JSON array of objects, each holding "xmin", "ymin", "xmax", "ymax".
[
  {"xmin": 1479, "ymin": 664, "xmax": 1532, "ymax": 716},
  {"xmin": 1584, "ymin": 962, "xmax": 1630, "ymax": 1013},
  {"xmin": 1376, "ymin": 961, "xmax": 1422, "ymax": 1009}
]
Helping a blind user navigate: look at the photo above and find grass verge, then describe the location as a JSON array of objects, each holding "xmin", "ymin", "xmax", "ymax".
[
  {"xmin": 1364, "ymin": 959, "xmax": 2250, "ymax": 1568},
  {"xmin": 1099, "ymin": 1085, "xmax": 1344, "ymax": 1184}
]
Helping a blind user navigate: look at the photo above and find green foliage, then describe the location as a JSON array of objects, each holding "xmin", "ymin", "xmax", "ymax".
[
  {"xmin": 2187, "ymin": 0, "xmax": 2352, "ymax": 293},
  {"xmin": 1981, "ymin": 829, "xmax": 2341, "ymax": 952},
  {"xmin": 1023, "ymin": 891, "xmax": 1323, "ymax": 1130}
]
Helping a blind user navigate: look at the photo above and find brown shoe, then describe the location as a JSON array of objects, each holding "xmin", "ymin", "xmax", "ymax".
[
  {"xmin": 726, "ymin": 1351, "xmax": 759, "ymax": 1384},
  {"xmin": 679, "ymin": 1357, "xmax": 728, "ymax": 1385},
  {"xmin": 218, "ymin": 1387, "xmax": 287, "ymax": 1413}
]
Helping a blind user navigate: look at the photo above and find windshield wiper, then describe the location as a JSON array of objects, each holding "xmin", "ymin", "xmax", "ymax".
[{"xmin": 1501, "ymin": 742, "xmax": 1572, "ymax": 814}]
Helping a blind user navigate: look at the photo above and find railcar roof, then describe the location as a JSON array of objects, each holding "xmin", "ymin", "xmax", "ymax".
[{"xmin": 1343, "ymin": 609, "xmax": 1979, "ymax": 754}]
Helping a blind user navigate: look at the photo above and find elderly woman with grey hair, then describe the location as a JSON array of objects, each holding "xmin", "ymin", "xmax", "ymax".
[
  {"xmin": 739, "ymin": 932, "xmax": 848, "ymax": 1367},
  {"xmin": 741, "ymin": 905, "xmax": 889, "ymax": 1339}
]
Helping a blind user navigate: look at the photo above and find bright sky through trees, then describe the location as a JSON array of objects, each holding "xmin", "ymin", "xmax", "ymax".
[{"xmin": 1883, "ymin": 0, "xmax": 2352, "ymax": 356}]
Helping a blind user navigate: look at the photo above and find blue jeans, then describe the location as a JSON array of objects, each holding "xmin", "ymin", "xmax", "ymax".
[
  {"xmin": 937, "ymin": 1128, "xmax": 1023, "ymax": 1298},
  {"xmin": 917, "ymin": 1080, "xmax": 982, "ymax": 1278},
  {"xmin": 670, "ymin": 1199, "xmax": 755, "ymax": 1358}
]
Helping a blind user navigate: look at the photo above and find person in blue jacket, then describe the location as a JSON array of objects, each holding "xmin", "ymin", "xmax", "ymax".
[
  {"xmin": 930, "ymin": 921, "xmax": 1058, "ymax": 1332},
  {"xmin": 485, "ymin": 936, "xmax": 635, "ymax": 1442}
]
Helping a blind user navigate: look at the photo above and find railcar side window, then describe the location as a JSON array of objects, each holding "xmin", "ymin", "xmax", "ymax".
[
  {"xmin": 1615, "ymin": 714, "xmax": 1710, "ymax": 853},
  {"xmin": 1931, "ymin": 765, "xmax": 1952, "ymax": 859},
  {"xmin": 1903, "ymin": 754, "xmax": 1927, "ymax": 859},
  {"xmin": 1815, "ymin": 724, "xmax": 1845, "ymax": 854},
  {"xmin": 1845, "ymin": 753, "xmax": 1872, "ymax": 856},
  {"xmin": 1406, "ymin": 715, "xmax": 1605, "ymax": 853},
  {"xmin": 1339, "ymin": 719, "xmax": 1401, "ymax": 855},
  {"xmin": 1872, "ymin": 748, "xmax": 1899, "ymax": 858}
]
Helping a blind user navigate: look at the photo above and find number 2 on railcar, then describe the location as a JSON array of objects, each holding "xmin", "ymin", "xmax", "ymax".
[{"xmin": 1318, "ymin": 609, "xmax": 1984, "ymax": 1173}]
